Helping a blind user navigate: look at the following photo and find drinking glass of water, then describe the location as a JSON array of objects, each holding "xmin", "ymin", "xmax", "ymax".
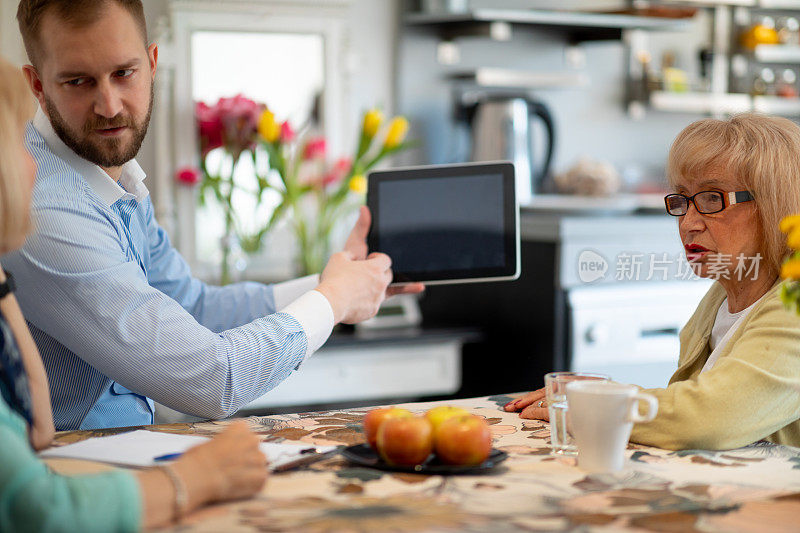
[{"xmin": 544, "ymin": 371, "xmax": 610, "ymax": 455}]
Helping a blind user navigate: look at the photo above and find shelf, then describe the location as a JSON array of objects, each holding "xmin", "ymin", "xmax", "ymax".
[
  {"xmin": 650, "ymin": 91, "xmax": 750, "ymax": 113},
  {"xmin": 753, "ymin": 44, "xmax": 800, "ymax": 62},
  {"xmin": 666, "ymin": 0, "xmax": 757, "ymax": 5},
  {"xmin": 758, "ymin": 0, "xmax": 800, "ymax": 8},
  {"xmin": 753, "ymin": 94, "xmax": 800, "ymax": 112},
  {"xmin": 649, "ymin": 90, "xmax": 800, "ymax": 114},
  {"xmin": 657, "ymin": 0, "xmax": 800, "ymax": 7},
  {"xmin": 447, "ymin": 68, "xmax": 588, "ymax": 89},
  {"xmin": 405, "ymin": 9, "xmax": 694, "ymax": 42}
]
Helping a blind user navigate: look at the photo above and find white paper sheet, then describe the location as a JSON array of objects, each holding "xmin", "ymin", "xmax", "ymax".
[{"xmin": 39, "ymin": 429, "xmax": 336, "ymax": 470}]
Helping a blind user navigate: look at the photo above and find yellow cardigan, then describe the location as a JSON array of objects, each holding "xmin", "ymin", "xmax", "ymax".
[{"xmin": 630, "ymin": 280, "xmax": 800, "ymax": 450}]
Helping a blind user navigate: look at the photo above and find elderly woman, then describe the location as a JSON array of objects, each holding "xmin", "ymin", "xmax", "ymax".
[
  {"xmin": 507, "ymin": 113, "xmax": 800, "ymax": 450},
  {"xmin": 0, "ymin": 56, "xmax": 268, "ymax": 531}
]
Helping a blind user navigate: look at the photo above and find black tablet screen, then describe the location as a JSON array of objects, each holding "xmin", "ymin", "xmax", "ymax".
[
  {"xmin": 377, "ymin": 173, "xmax": 505, "ymax": 273},
  {"xmin": 367, "ymin": 162, "xmax": 519, "ymax": 284}
]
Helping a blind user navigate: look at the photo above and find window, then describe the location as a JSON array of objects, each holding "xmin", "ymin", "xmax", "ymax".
[
  {"xmin": 165, "ymin": 2, "xmax": 349, "ymax": 281},
  {"xmin": 191, "ymin": 31, "xmax": 325, "ymax": 276}
]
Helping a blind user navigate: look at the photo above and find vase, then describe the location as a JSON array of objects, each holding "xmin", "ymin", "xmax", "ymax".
[
  {"xmin": 296, "ymin": 233, "xmax": 331, "ymax": 277},
  {"xmin": 219, "ymin": 231, "xmax": 248, "ymax": 285}
]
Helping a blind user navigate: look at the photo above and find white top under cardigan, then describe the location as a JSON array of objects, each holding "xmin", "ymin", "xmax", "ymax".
[{"xmin": 701, "ymin": 296, "xmax": 763, "ymax": 373}]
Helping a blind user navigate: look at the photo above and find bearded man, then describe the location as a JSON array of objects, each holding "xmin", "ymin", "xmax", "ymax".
[{"xmin": 7, "ymin": 0, "xmax": 422, "ymax": 430}]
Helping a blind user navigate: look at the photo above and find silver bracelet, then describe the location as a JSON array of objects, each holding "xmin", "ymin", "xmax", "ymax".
[{"xmin": 156, "ymin": 464, "xmax": 188, "ymax": 521}]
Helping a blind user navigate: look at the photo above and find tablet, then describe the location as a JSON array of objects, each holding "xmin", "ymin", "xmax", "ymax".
[{"xmin": 367, "ymin": 161, "xmax": 520, "ymax": 286}]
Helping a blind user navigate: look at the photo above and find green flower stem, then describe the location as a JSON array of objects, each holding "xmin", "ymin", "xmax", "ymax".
[
  {"xmin": 219, "ymin": 152, "xmax": 242, "ymax": 285},
  {"xmin": 362, "ymin": 142, "xmax": 413, "ymax": 172},
  {"xmin": 355, "ymin": 131, "xmax": 371, "ymax": 161}
]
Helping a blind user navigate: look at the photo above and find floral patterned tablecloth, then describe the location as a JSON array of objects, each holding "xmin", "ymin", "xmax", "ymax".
[{"xmin": 48, "ymin": 394, "xmax": 800, "ymax": 532}]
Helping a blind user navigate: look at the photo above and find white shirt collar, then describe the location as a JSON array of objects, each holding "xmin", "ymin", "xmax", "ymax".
[{"xmin": 32, "ymin": 107, "xmax": 149, "ymax": 206}]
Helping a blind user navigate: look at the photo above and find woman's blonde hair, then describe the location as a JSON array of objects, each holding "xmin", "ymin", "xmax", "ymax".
[
  {"xmin": 667, "ymin": 113, "xmax": 800, "ymax": 275},
  {"xmin": 0, "ymin": 56, "xmax": 36, "ymax": 253}
]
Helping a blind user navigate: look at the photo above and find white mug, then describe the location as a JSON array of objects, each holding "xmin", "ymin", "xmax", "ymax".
[{"xmin": 565, "ymin": 381, "xmax": 658, "ymax": 473}]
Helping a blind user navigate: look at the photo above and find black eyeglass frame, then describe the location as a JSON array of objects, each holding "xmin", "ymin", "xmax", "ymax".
[{"xmin": 664, "ymin": 190, "xmax": 754, "ymax": 216}]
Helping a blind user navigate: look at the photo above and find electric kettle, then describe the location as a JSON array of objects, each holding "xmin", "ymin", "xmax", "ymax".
[{"xmin": 458, "ymin": 94, "xmax": 556, "ymax": 205}]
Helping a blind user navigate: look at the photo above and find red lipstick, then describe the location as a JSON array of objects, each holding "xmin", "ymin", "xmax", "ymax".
[{"xmin": 685, "ymin": 243, "xmax": 710, "ymax": 262}]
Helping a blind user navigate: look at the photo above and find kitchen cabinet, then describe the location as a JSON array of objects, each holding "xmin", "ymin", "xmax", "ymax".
[{"xmin": 241, "ymin": 328, "xmax": 479, "ymax": 413}]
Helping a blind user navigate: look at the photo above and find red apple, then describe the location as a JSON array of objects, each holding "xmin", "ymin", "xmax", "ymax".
[
  {"xmin": 434, "ymin": 415, "xmax": 492, "ymax": 466},
  {"xmin": 424, "ymin": 405, "xmax": 470, "ymax": 434},
  {"xmin": 362, "ymin": 407, "xmax": 411, "ymax": 450},
  {"xmin": 376, "ymin": 416, "xmax": 434, "ymax": 466}
]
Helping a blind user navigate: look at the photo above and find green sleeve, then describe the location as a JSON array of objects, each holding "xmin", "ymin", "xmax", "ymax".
[{"xmin": 0, "ymin": 403, "xmax": 142, "ymax": 533}]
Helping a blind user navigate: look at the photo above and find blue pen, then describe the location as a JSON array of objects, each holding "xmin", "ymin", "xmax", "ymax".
[{"xmin": 153, "ymin": 452, "xmax": 183, "ymax": 462}]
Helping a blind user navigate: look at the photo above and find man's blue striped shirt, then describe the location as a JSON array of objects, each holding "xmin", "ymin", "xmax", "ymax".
[{"xmin": 4, "ymin": 110, "xmax": 315, "ymax": 430}]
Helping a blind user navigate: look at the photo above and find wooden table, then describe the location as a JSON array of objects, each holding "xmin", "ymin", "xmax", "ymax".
[{"xmin": 45, "ymin": 394, "xmax": 800, "ymax": 532}]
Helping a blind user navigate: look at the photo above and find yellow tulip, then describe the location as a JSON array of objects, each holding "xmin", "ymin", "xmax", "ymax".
[
  {"xmin": 362, "ymin": 109, "xmax": 383, "ymax": 139},
  {"xmin": 789, "ymin": 228, "xmax": 800, "ymax": 250},
  {"xmin": 383, "ymin": 117, "xmax": 409, "ymax": 149},
  {"xmin": 780, "ymin": 214, "xmax": 800, "ymax": 234},
  {"xmin": 349, "ymin": 174, "xmax": 367, "ymax": 194},
  {"xmin": 781, "ymin": 258, "xmax": 800, "ymax": 280},
  {"xmin": 258, "ymin": 109, "xmax": 280, "ymax": 143}
]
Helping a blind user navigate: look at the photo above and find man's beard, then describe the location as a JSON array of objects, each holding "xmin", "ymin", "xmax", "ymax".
[{"xmin": 45, "ymin": 83, "xmax": 154, "ymax": 169}]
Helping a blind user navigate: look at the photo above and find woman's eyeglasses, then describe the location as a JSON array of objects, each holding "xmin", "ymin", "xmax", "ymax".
[{"xmin": 664, "ymin": 190, "xmax": 754, "ymax": 216}]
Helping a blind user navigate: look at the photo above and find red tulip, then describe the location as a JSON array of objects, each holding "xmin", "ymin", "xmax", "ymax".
[
  {"xmin": 303, "ymin": 137, "xmax": 327, "ymax": 160},
  {"xmin": 195, "ymin": 101, "xmax": 223, "ymax": 156},
  {"xmin": 322, "ymin": 157, "xmax": 352, "ymax": 186},
  {"xmin": 175, "ymin": 166, "xmax": 202, "ymax": 185},
  {"xmin": 280, "ymin": 121, "xmax": 295, "ymax": 143},
  {"xmin": 217, "ymin": 94, "xmax": 264, "ymax": 157},
  {"xmin": 196, "ymin": 95, "xmax": 264, "ymax": 159}
]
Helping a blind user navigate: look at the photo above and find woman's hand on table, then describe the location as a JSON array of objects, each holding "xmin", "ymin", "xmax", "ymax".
[
  {"xmin": 138, "ymin": 421, "xmax": 268, "ymax": 529},
  {"xmin": 504, "ymin": 388, "xmax": 550, "ymax": 421}
]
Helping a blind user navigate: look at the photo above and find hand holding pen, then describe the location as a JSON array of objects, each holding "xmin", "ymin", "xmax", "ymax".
[{"xmin": 156, "ymin": 444, "xmax": 342, "ymax": 473}]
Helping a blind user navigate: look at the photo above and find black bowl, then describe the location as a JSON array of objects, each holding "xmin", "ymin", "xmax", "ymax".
[{"xmin": 341, "ymin": 444, "xmax": 508, "ymax": 474}]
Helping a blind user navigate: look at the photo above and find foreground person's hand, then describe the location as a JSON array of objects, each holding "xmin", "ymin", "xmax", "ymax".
[
  {"xmin": 138, "ymin": 421, "xmax": 267, "ymax": 528},
  {"xmin": 504, "ymin": 388, "xmax": 550, "ymax": 421},
  {"xmin": 177, "ymin": 421, "xmax": 268, "ymax": 502}
]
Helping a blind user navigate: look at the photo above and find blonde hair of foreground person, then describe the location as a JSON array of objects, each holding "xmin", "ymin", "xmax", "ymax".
[
  {"xmin": 667, "ymin": 113, "xmax": 800, "ymax": 274},
  {"xmin": 0, "ymin": 56, "xmax": 267, "ymax": 531},
  {"xmin": 0, "ymin": 56, "xmax": 35, "ymax": 250}
]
